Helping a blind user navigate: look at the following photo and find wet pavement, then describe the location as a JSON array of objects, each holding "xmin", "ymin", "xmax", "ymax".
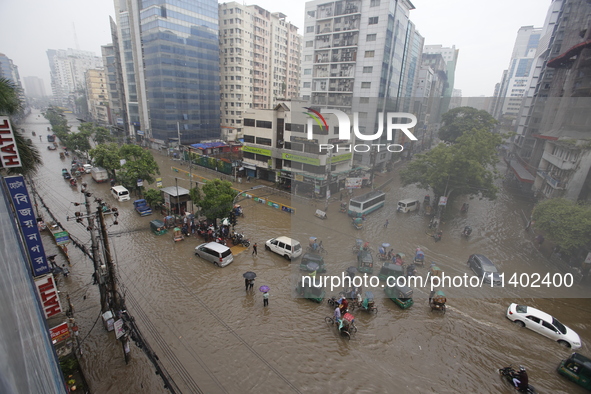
[{"xmin": 24, "ymin": 109, "xmax": 591, "ymax": 393}]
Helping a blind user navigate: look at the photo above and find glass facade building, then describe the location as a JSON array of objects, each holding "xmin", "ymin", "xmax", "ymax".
[{"xmin": 115, "ymin": 0, "xmax": 220, "ymax": 143}]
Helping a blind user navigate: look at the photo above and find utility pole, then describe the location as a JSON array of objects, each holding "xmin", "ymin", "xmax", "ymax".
[{"xmin": 324, "ymin": 148, "xmax": 333, "ymax": 211}]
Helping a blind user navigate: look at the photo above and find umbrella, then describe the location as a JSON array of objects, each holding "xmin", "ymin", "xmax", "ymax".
[
  {"xmin": 259, "ymin": 285, "xmax": 270, "ymax": 292},
  {"xmin": 306, "ymin": 262, "xmax": 320, "ymax": 272},
  {"xmin": 347, "ymin": 266, "xmax": 357, "ymax": 275},
  {"xmin": 381, "ymin": 243, "xmax": 391, "ymax": 248},
  {"xmin": 243, "ymin": 271, "xmax": 257, "ymax": 279}
]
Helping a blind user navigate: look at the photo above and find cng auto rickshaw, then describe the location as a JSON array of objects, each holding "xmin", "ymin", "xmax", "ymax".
[
  {"xmin": 357, "ymin": 249, "xmax": 374, "ymax": 274},
  {"xmin": 150, "ymin": 219, "xmax": 168, "ymax": 235},
  {"xmin": 377, "ymin": 262, "xmax": 404, "ymax": 282},
  {"xmin": 300, "ymin": 252, "xmax": 327, "ymax": 273},
  {"xmin": 296, "ymin": 280, "xmax": 325, "ymax": 303},
  {"xmin": 385, "ymin": 284, "xmax": 414, "ymax": 309},
  {"xmin": 350, "ymin": 291, "xmax": 378, "ymax": 314},
  {"xmin": 352, "ymin": 217, "xmax": 363, "ymax": 230},
  {"xmin": 557, "ymin": 352, "xmax": 591, "ymax": 391},
  {"xmin": 173, "ymin": 227, "xmax": 184, "ymax": 242},
  {"xmin": 429, "ymin": 290, "xmax": 446, "ymax": 313}
]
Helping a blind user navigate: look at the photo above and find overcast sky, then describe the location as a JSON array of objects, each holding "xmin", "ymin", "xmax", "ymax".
[{"xmin": 0, "ymin": 0, "xmax": 550, "ymax": 97}]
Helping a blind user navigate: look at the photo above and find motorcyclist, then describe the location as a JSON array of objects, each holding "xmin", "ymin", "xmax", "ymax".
[
  {"xmin": 463, "ymin": 226, "xmax": 472, "ymax": 236},
  {"xmin": 407, "ymin": 263, "xmax": 417, "ymax": 278},
  {"xmin": 512, "ymin": 366, "xmax": 529, "ymax": 392}
]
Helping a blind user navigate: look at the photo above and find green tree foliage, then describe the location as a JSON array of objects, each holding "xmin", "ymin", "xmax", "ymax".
[
  {"xmin": 400, "ymin": 128, "xmax": 502, "ymax": 200},
  {"xmin": 65, "ymin": 129, "xmax": 92, "ymax": 157},
  {"xmin": 0, "ymin": 78, "xmax": 42, "ymax": 176},
  {"xmin": 89, "ymin": 143, "xmax": 121, "ymax": 178},
  {"xmin": 143, "ymin": 188, "xmax": 164, "ymax": 208},
  {"xmin": 532, "ymin": 199, "xmax": 591, "ymax": 252},
  {"xmin": 118, "ymin": 145, "xmax": 160, "ymax": 188},
  {"xmin": 94, "ymin": 126, "xmax": 115, "ymax": 145},
  {"xmin": 197, "ymin": 179, "xmax": 235, "ymax": 223},
  {"xmin": 439, "ymin": 106, "xmax": 497, "ymax": 142},
  {"xmin": 189, "ymin": 186, "xmax": 202, "ymax": 207}
]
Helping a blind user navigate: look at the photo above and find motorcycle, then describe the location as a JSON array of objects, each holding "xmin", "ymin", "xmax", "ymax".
[
  {"xmin": 499, "ymin": 366, "xmax": 537, "ymax": 393},
  {"xmin": 406, "ymin": 263, "xmax": 417, "ymax": 278},
  {"xmin": 461, "ymin": 203, "xmax": 469, "ymax": 213},
  {"xmin": 214, "ymin": 236, "xmax": 227, "ymax": 246},
  {"xmin": 433, "ymin": 230, "xmax": 443, "ymax": 242}
]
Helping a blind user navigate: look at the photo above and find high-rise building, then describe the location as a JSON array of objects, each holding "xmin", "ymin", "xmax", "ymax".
[
  {"xmin": 46, "ymin": 48, "xmax": 103, "ymax": 110},
  {"xmin": 23, "ymin": 76, "xmax": 47, "ymax": 98},
  {"xmin": 219, "ymin": 2, "xmax": 302, "ymax": 141},
  {"xmin": 490, "ymin": 26, "xmax": 542, "ymax": 125},
  {"xmin": 422, "ymin": 44, "xmax": 459, "ymax": 116},
  {"xmin": 112, "ymin": 0, "xmax": 221, "ymax": 144},
  {"xmin": 300, "ymin": 0, "xmax": 419, "ymax": 169},
  {"xmin": 85, "ymin": 69, "xmax": 110, "ymax": 125},
  {"xmin": 0, "ymin": 53, "xmax": 25, "ymax": 107}
]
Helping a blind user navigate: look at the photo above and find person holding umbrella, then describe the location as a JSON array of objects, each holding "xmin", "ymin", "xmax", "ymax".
[
  {"xmin": 259, "ymin": 285, "xmax": 270, "ymax": 307},
  {"xmin": 243, "ymin": 272, "xmax": 256, "ymax": 292}
]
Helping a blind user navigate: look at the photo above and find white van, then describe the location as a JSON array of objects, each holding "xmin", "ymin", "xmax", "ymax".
[
  {"xmin": 111, "ymin": 186, "xmax": 130, "ymax": 202},
  {"xmin": 265, "ymin": 236, "xmax": 302, "ymax": 260},
  {"xmin": 195, "ymin": 242, "xmax": 234, "ymax": 267},
  {"xmin": 397, "ymin": 198, "xmax": 419, "ymax": 213}
]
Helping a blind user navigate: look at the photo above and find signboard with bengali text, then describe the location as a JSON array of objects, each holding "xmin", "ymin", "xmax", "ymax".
[{"xmin": 50, "ymin": 322, "xmax": 70, "ymax": 344}]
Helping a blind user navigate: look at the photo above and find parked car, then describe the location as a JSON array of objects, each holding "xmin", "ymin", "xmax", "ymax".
[
  {"xmin": 467, "ymin": 254, "xmax": 502, "ymax": 285},
  {"xmin": 195, "ymin": 242, "xmax": 234, "ymax": 267},
  {"xmin": 506, "ymin": 303, "xmax": 581, "ymax": 349},
  {"xmin": 265, "ymin": 236, "xmax": 302, "ymax": 260},
  {"xmin": 82, "ymin": 164, "xmax": 92, "ymax": 173}
]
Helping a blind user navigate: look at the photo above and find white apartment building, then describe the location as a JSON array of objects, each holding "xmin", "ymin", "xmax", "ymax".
[
  {"xmin": 219, "ymin": 2, "xmax": 302, "ymax": 141},
  {"xmin": 300, "ymin": 0, "xmax": 419, "ymax": 170},
  {"xmin": 46, "ymin": 48, "xmax": 103, "ymax": 109}
]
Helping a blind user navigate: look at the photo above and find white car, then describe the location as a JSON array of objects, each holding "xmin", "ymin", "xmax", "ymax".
[
  {"xmin": 82, "ymin": 164, "xmax": 92, "ymax": 173},
  {"xmin": 506, "ymin": 303, "xmax": 581, "ymax": 349},
  {"xmin": 265, "ymin": 236, "xmax": 302, "ymax": 260}
]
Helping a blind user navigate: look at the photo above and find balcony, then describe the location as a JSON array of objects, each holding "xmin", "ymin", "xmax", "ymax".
[
  {"xmin": 537, "ymin": 170, "xmax": 567, "ymax": 190},
  {"xmin": 542, "ymin": 150, "xmax": 578, "ymax": 170}
]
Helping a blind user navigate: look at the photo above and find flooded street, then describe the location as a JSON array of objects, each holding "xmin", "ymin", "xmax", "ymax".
[{"xmin": 26, "ymin": 109, "xmax": 591, "ymax": 394}]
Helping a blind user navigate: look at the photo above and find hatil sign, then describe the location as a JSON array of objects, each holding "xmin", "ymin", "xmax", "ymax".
[
  {"xmin": 304, "ymin": 108, "xmax": 417, "ymax": 153},
  {"xmin": 0, "ymin": 116, "xmax": 23, "ymax": 168},
  {"xmin": 35, "ymin": 274, "xmax": 63, "ymax": 318}
]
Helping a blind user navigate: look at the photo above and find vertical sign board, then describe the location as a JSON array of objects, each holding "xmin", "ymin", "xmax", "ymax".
[
  {"xmin": 0, "ymin": 117, "xmax": 23, "ymax": 168},
  {"xmin": 5, "ymin": 175, "xmax": 50, "ymax": 276},
  {"xmin": 35, "ymin": 274, "xmax": 63, "ymax": 318}
]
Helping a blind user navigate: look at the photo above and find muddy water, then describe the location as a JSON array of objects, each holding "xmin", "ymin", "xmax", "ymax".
[{"xmin": 26, "ymin": 109, "xmax": 590, "ymax": 394}]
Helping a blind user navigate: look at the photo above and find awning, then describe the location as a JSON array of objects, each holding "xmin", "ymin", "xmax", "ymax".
[
  {"xmin": 508, "ymin": 159, "xmax": 535, "ymax": 183},
  {"xmin": 190, "ymin": 142, "xmax": 228, "ymax": 150}
]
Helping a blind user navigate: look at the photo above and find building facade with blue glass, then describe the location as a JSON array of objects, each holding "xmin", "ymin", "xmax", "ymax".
[{"xmin": 114, "ymin": 0, "xmax": 221, "ymax": 143}]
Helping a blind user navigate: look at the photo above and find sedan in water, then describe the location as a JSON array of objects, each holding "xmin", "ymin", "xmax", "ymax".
[
  {"xmin": 467, "ymin": 254, "xmax": 502, "ymax": 286},
  {"xmin": 506, "ymin": 303, "xmax": 581, "ymax": 349}
]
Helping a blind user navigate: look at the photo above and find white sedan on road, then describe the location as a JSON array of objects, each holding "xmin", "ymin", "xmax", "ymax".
[{"xmin": 506, "ymin": 303, "xmax": 581, "ymax": 349}]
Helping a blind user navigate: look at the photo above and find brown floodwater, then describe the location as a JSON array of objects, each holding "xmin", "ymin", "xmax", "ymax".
[{"xmin": 26, "ymin": 110, "xmax": 591, "ymax": 394}]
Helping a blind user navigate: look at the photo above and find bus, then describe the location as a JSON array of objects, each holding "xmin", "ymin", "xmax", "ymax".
[{"xmin": 348, "ymin": 190, "xmax": 386, "ymax": 217}]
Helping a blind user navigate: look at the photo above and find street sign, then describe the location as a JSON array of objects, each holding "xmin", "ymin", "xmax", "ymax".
[
  {"xmin": 53, "ymin": 231, "xmax": 70, "ymax": 245},
  {"xmin": 137, "ymin": 179, "xmax": 143, "ymax": 187},
  {"xmin": 438, "ymin": 196, "xmax": 448, "ymax": 206}
]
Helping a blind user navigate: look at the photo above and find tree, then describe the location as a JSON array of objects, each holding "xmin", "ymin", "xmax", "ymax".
[
  {"xmin": 438, "ymin": 106, "xmax": 497, "ymax": 142},
  {"xmin": 65, "ymin": 129, "xmax": 92, "ymax": 158},
  {"xmin": 0, "ymin": 78, "xmax": 42, "ymax": 176},
  {"xmin": 400, "ymin": 128, "xmax": 502, "ymax": 200},
  {"xmin": 89, "ymin": 143, "xmax": 121, "ymax": 179},
  {"xmin": 143, "ymin": 188, "xmax": 164, "ymax": 208},
  {"xmin": 197, "ymin": 179, "xmax": 235, "ymax": 224},
  {"xmin": 532, "ymin": 199, "xmax": 591, "ymax": 252},
  {"xmin": 118, "ymin": 145, "xmax": 160, "ymax": 194},
  {"xmin": 94, "ymin": 126, "xmax": 115, "ymax": 145}
]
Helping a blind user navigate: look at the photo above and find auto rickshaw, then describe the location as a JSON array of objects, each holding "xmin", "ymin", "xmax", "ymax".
[
  {"xmin": 414, "ymin": 248, "xmax": 425, "ymax": 267},
  {"xmin": 62, "ymin": 169, "xmax": 71, "ymax": 179},
  {"xmin": 59, "ymin": 152, "xmax": 65, "ymax": 160},
  {"xmin": 314, "ymin": 209, "xmax": 327, "ymax": 220},
  {"xmin": 429, "ymin": 263, "xmax": 442, "ymax": 279},
  {"xmin": 352, "ymin": 217, "xmax": 363, "ymax": 230},
  {"xmin": 69, "ymin": 178, "xmax": 77, "ymax": 187},
  {"xmin": 150, "ymin": 220, "xmax": 168, "ymax": 235},
  {"xmin": 296, "ymin": 279, "xmax": 325, "ymax": 303},
  {"xmin": 350, "ymin": 291, "xmax": 378, "ymax": 314},
  {"xmin": 377, "ymin": 262, "xmax": 404, "ymax": 282},
  {"xmin": 357, "ymin": 249, "xmax": 374, "ymax": 274},
  {"xmin": 429, "ymin": 290, "xmax": 446, "ymax": 313},
  {"xmin": 557, "ymin": 352, "xmax": 591, "ymax": 391},
  {"xmin": 300, "ymin": 252, "xmax": 326, "ymax": 273},
  {"xmin": 385, "ymin": 284, "xmax": 414, "ymax": 309},
  {"xmin": 339, "ymin": 202, "xmax": 347, "ymax": 213},
  {"xmin": 173, "ymin": 227, "xmax": 184, "ymax": 242}
]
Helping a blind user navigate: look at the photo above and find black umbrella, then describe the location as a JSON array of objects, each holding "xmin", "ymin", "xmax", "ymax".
[
  {"xmin": 243, "ymin": 271, "xmax": 257, "ymax": 279},
  {"xmin": 347, "ymin": 266, "xmax": 357, "ymax": 275}
]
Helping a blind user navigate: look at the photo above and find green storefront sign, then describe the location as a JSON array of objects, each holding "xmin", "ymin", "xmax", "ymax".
[
  {"xmin": 330, "ymin": 153, "xmax": 353, "ymax": 164},
  {"xmin": 242, "ymin": 146, "xmax": 271, "ymax": 156},
  {"xmin": 281, "ymin": 153, "xmax": 320, "ymax": 166}
]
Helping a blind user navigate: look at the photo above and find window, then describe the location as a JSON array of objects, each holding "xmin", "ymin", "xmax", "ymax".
[
  {"xmin": 366, "ymin": 34, "xmax": 377, "ymax": 42},
  {"xmin": 526, "ymin": 315, "xmax": 540, "ymax": 324},
  {"xmin": 360, "ymin": 97, "xmax": 370, "ymax": 103},
  {"xmin": 256, "ymin": 137, "xmax": 272, "ymax": 146},
  {"xmin": 369, "ymin": 17, "xmax": 379, "ymax": 25},
  {"xmin": 363, "ymin": 66, "xmax": 373, "ymax": 73},
  {"xmin": 304, "ymin": 69, "xmax": 312, "ymax": 75},
  {"xmin": 305, "ymin": 55, "xmax": 313, "ymax": 62},
  {"xmin": 370, "ymin": 0, "xmax": 380, "ymax": 6},
  {"xmin": 303, "ymin": 82, "xmax": 311, "ymax": 88},
  {"xmin": 306, "ymin": 26, "xmax": 314, "ymax": 33},
  {"xmin": 365, "ymin": 51, "xmax": 375, "ymax": 58},
  {"xmin": 361, "ymin": 82, "xmax": 371, "ymax": 88},
  {"xmin": 306, "ymin": 41, "xmax": 314, "ymax": 47},
  {"xmin": 244, "ymin": 118, "xmax": 255, "ymax": 127},
  {"xmin": 256, "ymin": 120, "xmax": 272, "ymax": 129},
  {"xmin": 243, "ymin": 135, "xmax": 255, "ymax": 143}
]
